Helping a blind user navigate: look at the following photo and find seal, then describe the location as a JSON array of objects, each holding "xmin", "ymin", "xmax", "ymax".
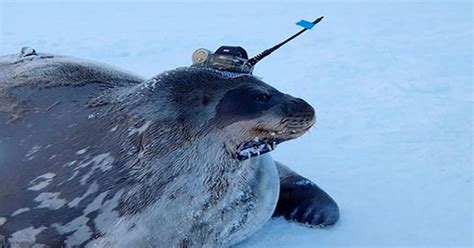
[{"xmin": 0, "ymin": 48, "xmax": 339, "ymax": 247}]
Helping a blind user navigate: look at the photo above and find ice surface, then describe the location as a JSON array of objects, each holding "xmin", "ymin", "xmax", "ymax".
[{"xmin": 0, "ymin": 1, "xmax": 472, "ymax": 247}]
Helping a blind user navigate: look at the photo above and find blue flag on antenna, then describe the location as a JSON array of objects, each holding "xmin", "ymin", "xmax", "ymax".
[{"xmin": 296, "ymin": 20, "xmax": 315, "ymax": 29}]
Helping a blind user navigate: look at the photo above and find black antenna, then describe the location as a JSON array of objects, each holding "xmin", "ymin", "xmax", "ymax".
[{"xmin": 246, "ymin": 16, "xmax": 324, "ymax": 67}]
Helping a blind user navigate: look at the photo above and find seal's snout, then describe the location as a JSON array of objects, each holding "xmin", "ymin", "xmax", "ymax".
[
  {"xmin": 232, "ymin": 95, "xmax": 315, "ymax": 161},
  {"xmin": 216, "ymin": 79, "xmax": 316, "ymax": 161},
  {"xmin": 281, "ymin": 97, "xmax": 316, "ymax": 133}
]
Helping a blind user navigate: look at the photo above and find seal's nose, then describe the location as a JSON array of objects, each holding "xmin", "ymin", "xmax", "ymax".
[{"xmin": 282, "ymin": 97, "xmax": 316, "ymax": 129}]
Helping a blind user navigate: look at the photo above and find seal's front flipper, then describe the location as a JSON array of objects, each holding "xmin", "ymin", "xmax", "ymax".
[{"xmin": 273, "ymin": 161, "xmax": 339, "ymax": 228}]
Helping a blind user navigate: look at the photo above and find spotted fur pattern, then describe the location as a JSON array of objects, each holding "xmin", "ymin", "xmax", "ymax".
[{"xmin": 1, "ymin": 51, "xmax": 315, "ymax": 247}]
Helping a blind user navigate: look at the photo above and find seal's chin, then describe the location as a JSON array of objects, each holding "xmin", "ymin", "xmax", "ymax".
[{"xmin": 235, "ymin": 127, "xmax": 310, "ymax": 161}]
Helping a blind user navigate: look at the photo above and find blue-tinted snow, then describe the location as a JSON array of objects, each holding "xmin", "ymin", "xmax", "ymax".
[{"xmin": 1, "ymin": 1, "xmax": 472, "ymax": 247}]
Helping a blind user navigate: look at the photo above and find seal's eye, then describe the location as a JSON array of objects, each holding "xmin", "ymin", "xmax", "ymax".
[{"xmin": 255, "ymin": 93, "xmax": 272, "ymax": 102}]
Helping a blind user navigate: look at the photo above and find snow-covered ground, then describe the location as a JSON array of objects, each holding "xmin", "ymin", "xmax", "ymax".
[{"xmin": 1, "ymin": 1, "xmax": 472, "ymax": 247}]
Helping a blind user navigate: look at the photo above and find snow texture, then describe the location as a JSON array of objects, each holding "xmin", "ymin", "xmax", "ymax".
[{"xmin": 0, "ymin": 1, "xmax": 472, "ymax": 247}]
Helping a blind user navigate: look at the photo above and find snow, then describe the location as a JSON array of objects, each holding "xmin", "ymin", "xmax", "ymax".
[{"xmin": 1, "ymin": 1, "xmax": 472, "ymax": 247}]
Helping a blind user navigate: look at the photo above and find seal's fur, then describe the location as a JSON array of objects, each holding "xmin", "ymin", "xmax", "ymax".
[{"xmin": 0, "ymin": 50, "xmax": 326, "ymax": 247}]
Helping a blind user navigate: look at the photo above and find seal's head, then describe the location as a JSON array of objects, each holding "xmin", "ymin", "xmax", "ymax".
[
  {"xmin": 128, "ymin": 67, "xmax": 315, "ymax": 161},
  {"xmin": 209, "ymin": 74, "xmax": 315, "ymax": 161}
]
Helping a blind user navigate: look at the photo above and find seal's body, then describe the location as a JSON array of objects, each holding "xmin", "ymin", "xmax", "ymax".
[{"xmin": 0, "ymin": 49, "xmax": 339, "ymax": 247}]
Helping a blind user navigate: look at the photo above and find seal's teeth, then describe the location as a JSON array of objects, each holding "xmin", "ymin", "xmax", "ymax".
[
  {"xmin": 267, "ymin": 144, "xmax": 273, "ymax": 151},
  {"xmin": 270, "ymin": 132, "xmax": 276, "ymax": 136},
  {"xmin": 239, "ymin": 148, "xmax": 250, "ymax": 157},
  {"xmin": 253, "ymin": 137, "xmax": 260, "ymax": 142}
]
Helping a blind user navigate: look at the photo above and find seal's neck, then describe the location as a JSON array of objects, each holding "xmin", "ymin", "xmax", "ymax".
[
  {"xmin": 160, "ymin": 131, "xmax": 241, "ymax": 173},
  {"xmin": 123, "ymin": 119, "xmax": 240, "ymax": 178}
]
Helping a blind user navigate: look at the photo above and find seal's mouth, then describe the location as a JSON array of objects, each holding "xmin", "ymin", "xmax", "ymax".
[
  {"xmin": 235, "ymin": 127, "xmax": 310, "ymax": 161},
  {"xmin": 236, "ymin": 136, "xmax": 280, "ymax": 161}
]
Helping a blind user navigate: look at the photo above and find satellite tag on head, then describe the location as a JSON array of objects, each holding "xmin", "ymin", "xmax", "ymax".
[{"xmin": 191, "ymin": 16, "xmax": 324, "ymax": 74}]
